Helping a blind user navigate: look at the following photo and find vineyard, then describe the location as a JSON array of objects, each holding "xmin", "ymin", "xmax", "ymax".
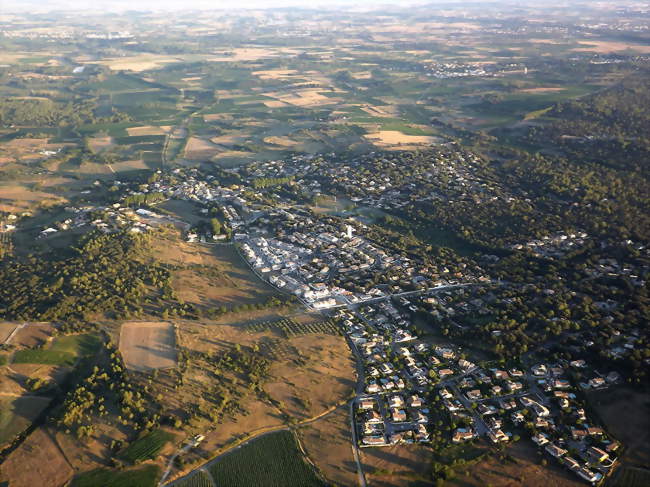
[
  {"xmin": 0, "ymin": 232, "xmax": 12, "ymax": 259},
  {"xmin": 208, "ymin": 430, "xmax": 325, "ymax": 487},
  {"xmin": 174, "ymin": 470, "xmax": 214, "ymax": 487},
  {"xmin": 245, "ymin": 318, "xmax": 341, "ymax": 338},
  {"xmin": 70, "ymin": 465, "xmax": 160, "ymax": 487},
  {"xmin": 119, "ymin": 429, "xmax": 175, "ymax": 464}
]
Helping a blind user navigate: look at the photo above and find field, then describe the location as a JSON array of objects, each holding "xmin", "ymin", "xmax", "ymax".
[
  {"xmin": 119, "ymin": 321, "xmax": 177, "ymax": 372},
  {"xmin": 174, "ymin": 470, "xmax": 214, "ymax": 487},
  {"xmin": 151, "ymin": 232, "xmax": 282, "ymax": 308},
  {"xmin": 361, "ymin": 444, "xmax": 433, "ymax": 487},
  {"xmin": 589, "ymin": 387, "xmax": 650, "ymax": 469},
  {"xmin": 297, "ymin": 406, "xmax": 358, "ymax": 486},
  {"xmin": 12, "ymin": 333, "xmax": 100, "ymax": 366},
  {"xmin": 609, "ymin": 467, "xmax": 650, "ymax": 487},
  {"xmin": 0, "ymin": 427, "xmax": 75, "ymax": 487},
  {"xmin": 207, "ymin": 430, "xmax": 325, "ymax": 487},
  {"xmin": 0, "ymin": 395, "xmax": 52, "ymax": 444},
  {"xmin": 446, "ymin": 441, "xmax": 584, "ymax": 487},
  {"xmin": 118, "ymin": 429, "xmax": 176, "ymax": 464},
  {"xmin": 0, "ymin": 322, "xmax": 18, "ymax": 343},
  {"xmin": 5, "ymin": 323, "xmax": 54, "ymax": 347},
  {"xmin": 70, "ymin": 465, "xmax": 160, "ymax": 487}
]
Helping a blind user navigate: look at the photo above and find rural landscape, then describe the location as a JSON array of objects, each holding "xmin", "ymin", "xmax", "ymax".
[{"xmin": 0, "ymin": 1, "xmax": 649, "ymax": 486}]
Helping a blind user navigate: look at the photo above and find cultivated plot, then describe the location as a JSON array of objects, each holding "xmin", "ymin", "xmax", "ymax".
[{"xmin": 119, "ymin": 321, "xmax": 177, "ymax": 372}]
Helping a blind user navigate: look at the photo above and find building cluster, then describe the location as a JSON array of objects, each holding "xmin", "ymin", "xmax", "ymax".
[{"xmin": 510, "ymin": 232, "xmax": 589, "ymax": 258}]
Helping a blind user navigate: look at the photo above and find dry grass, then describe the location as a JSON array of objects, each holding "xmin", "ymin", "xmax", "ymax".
[
  {"xmin": 119, "ymin": 321, "xmax": 177, "ymax": 372},
  {"xmin": 573, "ymin": 40, "xmax": 650, "ymax": 54},
  {"xmin": 184, "ymin": 136, "xmax": 221, "ymax": 160},
  {"xmin": 361, "ymin": 444, "xmax": 432, "ymax": 487},
  {"xmin": 0, "ymin": 427, "xmax": 74, "ymax": 487},
  {"xmin": 364, "ymin": 130, "xmax": 437, "ymax": 148},
  {"xmin": 87, "ymin": 136, "xmax": 114, "ymax": 152},
  {"xmin": 10, "ymin": 323, "xmax": 55, "ymax": 348},
  {"xmin": 88, "ymin": 54, "xmax": 182, "ymax": 71},
  {"xmin": 266, "ymin": 89, "xmax": 336, "ymax": 107},
  {"xmin": 447, "ymin": 441, "xmax": 584, "ymax": 487},
  {"xmin": 298, "ymin": 406, "xmax": 358, "ymax": 486},
  {"xmin": 126, "ymin": 125, "xmax": 169, "ymax": 136},
  {"xmin": 0, "ymin": 322, "xmax": 18, "ymax": 343},
  {"xmin": 0, "ymin": 184, "xmax": 66, "ymax": 212},
  {"xmin": 0, "ymin": 395, "xmax": 52, "ymax": 445}
]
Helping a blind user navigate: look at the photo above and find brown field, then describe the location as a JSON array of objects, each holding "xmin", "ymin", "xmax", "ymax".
[
  {"xmin": 126, "ymin": 125, "xmax": 169, "ymax": 136},
  {"xmin": 266, "ymin": 89, "xmax": 336, "ymax": 107},
  {"xmin": 364, "ymin": 130, "xmax": 437, "ymax": 148},
  {"xmin": 573, "ymin": 40, "xmax": 650, "ymax": 54},
  {"xmin": 110, "ymin": 159, "xmax": 151, "ymax": 172},
  {"xmin": 447, "ymin": 441, "xmax": 584, "ymax": 487},
  {"xmin": 263, "ymin": 136, "xmax": 299, "ymax": 147},
  {"xmin": 10, "ymin": 323, "xmax": 54, "ymax": 348},
  {"xmin": 88, "ymin": 54, "xmax": 182, "ymax": 71},
  {"xmin": 0, "ymin": 184, "xmax": 66, "ymax": 212},
  {"xmin": 252, "ymin": 69, "xmax": 299, "ymax": 80},
  {"xmin": 519, "ymin": 87, "xmax": 565, "ymax": 93},
  {"xmin": 263, "ymin": 100, "xmax": 290, "ymax": 108},
  {"xmin": 0, "ymin": 322, "xmax": 18, "ymax": 343},
  {"xmin": 361, "ymin": 444, "xmax": 432, "ymax": 487},
  {"xmin": 87, "ymin": 136, "xmax": 113, "ymax": 152},
  {"xmin": 0, "ymin": 427, "xmax": 74, "ymax": 487},
  {"xmin": 164, "ymin": 317, "xmax": 355, "ymax": 482},
  {"xmin": 184, "ymin": 136, "xmax": 221, "ymax": 160},
  {"xmin": 119, "ymin": 321, "xmax": 177, "ymax": 372},
  {"xmin": 298, "ymin": 406, "xmax": 358, "ymax": 487},
  {"xmin": 589, "ymin": 386, "xmax": 650, "ymax": 468},
  {"xmin": 152, "ymin": 232, "xmax": 281, "ymax": 307},
  {"xmin": 0, "ymin": 395, "xmax": 52, "ymax": 445}
]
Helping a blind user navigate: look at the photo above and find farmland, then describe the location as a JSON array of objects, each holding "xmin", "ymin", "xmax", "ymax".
[
  {"xmin": 119, "ymin": 429, "xmax": 176, "ymax": 464},
  {"xmin": 119, "ymin": 322, "xmax": 177, "ymax": 372},
  {"xmin": 207, "ymin": 430, "xmax": 325, "ymax": 487},
  {"xmin": 70, "ymin": 465, "xmax": 161, "ymax": 487},
  {"xmin": 174, "ymin": 470, "xmax": 214, "ymax": 487}
]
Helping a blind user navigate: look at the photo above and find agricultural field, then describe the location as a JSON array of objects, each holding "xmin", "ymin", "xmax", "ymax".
[
  {"xmin": 11, "ymin": 332, "xmax": 100, "ymax": 366},
  {"xmin": 207, "ymin": 430, "xmax": 325, "ymax": 487},
  {"xmin": 297, "ymin": 406, "xmax": 358, "ymax": 487},
  {"xmin": 118, "ymin": 429, "xmax": 176, "ymax": 464},
  {"xmin": 0, "ymin": 427, "xmax": 75, "ymax": 487},
  {"xmin": 0, "ymin": 395, "xmax": 52, "ymax": 445},
  {"xmin": 119, "ymin": 322, "xmax": 177, "ymax": 372},
  {"xmin": 70, "ymin": 465, "xmax": 161, "ymax": 487},
  {"xmin": 174, "ymin": 470, "xmax": 214, "ymax": 487},
  {"xmin": 360, "ymin": 444, "xmax": 433, "ymax": 487}
]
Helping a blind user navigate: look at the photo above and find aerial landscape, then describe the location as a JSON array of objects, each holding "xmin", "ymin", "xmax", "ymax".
[{"xmin": 0, "ymin": 0, "xmax": 648, "ymax": 486}]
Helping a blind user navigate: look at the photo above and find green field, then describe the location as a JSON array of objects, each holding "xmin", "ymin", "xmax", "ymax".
[
  {"xmin": 70, "ymin": 465, "xmax": 160, "ymax": 487},
  {"xmin": 119, "ymin": 429, "xmax": 175, "ymax": 464},
  {"xmin": 208, "ymin": 431, "xmax": 324, "ymax": 487},
  {"xmin": 12, "ymin": 333, "xmax": 100, "ymax": 366},
  {"xmin": 12, "ymin": 349, "xmax": 75, "ymax": 366},
  {"xmin": 174, "ymin": 470, "xmax": 214, "ymax": 487}
]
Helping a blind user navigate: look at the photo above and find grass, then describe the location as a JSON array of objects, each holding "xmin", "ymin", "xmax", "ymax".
[
  {"xmin": 49, "ymin": 333, "xmax": 101, "ymax": 356},
  {"xmin": 208, "ymin": 430, "xmax": 325, "ymax": 487},
  {"xmin": 13, "ymin": 348, "xmax": 75, "ymax": 365},
  {"xmin": 70, "ymin": 465, "xmax": 160, "ymax": 487},
  {"xmin": 119, "ymin": 429, "xmax": 175, "ymax": 464}
]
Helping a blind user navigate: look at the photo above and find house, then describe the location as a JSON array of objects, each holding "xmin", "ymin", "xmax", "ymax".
[
  {"xmin": 588, "ymin": 446, "xmax": 609, "ymax": 463},
  {"xmin": 458, "ymin": 359, "xmax": 475, "ymax": 370},
  {"xmin": 452, "ymin": 428, "xmax": 475, "ymax": 443},
  {"xmin": 562, "ymin": 456, "xmax": 580, "ymax": 470},
  {"xmin": 408, "ymin": 395, "xmax": 423, "ymax": 408},
  {"xmin": 491, "ymin": 385, "xmax": 503, "ymax": 396},
  {"xmin": 589, "ymin": 377, "xmax": 606, "ymax": 389},
  {"xmin": 487, "ymin": 429, "xmax": 509, "ymax": 443},
  {"xmin": 570, "ymin": 359, "xmax": 586, "ymax": 368},
  {"xmin": 545, "ymin": 443, "xmax": 567, "ymax": 458},
  {"xmin": 365, "ymin": 410, "xmax": 383, "ymax": 424},
  {"xmin": 439, "ymin": 388, "xmax": 453, "ymax": 399},
  {"xmin": 509, "ymin": 368, "xmax": 524, "ymax": 377},
  {"xmin": 439, "ymin": 369, "xmax": 454, "ymax": 379},
  {"xmin": 576, "ymin": 468, "xmax": 600, "ymax": 483},
  {"xmin": 466, "ymin": 389, "xmax": 482, "ymax": 401},
  {"xmin": 366, "ymin": 383, "xmax": 381, "ymax": 394},
  {"xmin": 391, "ymin": 408, "xmax": 407, "ymax": 422},
  {"xmin": 358, "ymin": 398, "xmax": 375, "ymax": 410},
  {"xmin": 362, "ymin": 435, "xmax": 386, "ymax": 446},
  {"xmin": 532, "ymin": 432, "xmax": 549, "ymax": 446},
  {"xmin": 493, "ymin": 369, "xmax": 509, "ymax": 380},
  {"xmin": 532, "ymin": 364, "xmax": 547, "ymax": 376},
  {"xmin": 388, "ymin": 395, "xmax": 404, "ymax": 408}
]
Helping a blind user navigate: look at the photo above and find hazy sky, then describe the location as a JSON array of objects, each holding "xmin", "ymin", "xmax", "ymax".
[{"xmin": 5, "ymin": 0, "xmax": 433, "ymax": 12}]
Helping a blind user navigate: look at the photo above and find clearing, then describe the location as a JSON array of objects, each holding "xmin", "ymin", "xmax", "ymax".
[{"xmin": 119, "ymin": 321, "xmax": 177, "ymax": 373}]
